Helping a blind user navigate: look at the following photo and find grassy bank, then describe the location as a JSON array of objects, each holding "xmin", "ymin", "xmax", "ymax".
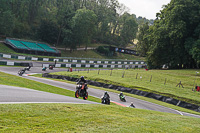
[
  {"xmin": 0, "ymin": 104, "xmax": 200, "ymax": 132},
  {"xmin": 0, "ymin": 71, "xmax": 99, "ymax": 103},
  {"xmin": 0, "ymin": 43, "xmax": 144, "ymax": 60},
  {"xmin": 51, "ymin": 69, "xmax": 200, "ymax": 106}
]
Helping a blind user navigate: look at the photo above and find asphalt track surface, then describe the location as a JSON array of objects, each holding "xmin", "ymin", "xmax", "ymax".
[{"xmin": 0, "ymin": 66, "xmax": 200, "ymax": 118}]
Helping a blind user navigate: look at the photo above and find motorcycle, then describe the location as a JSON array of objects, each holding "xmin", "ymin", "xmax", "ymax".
[
  {"xmin": 129, "ymin": 103, "xmax": 135, "ymax": 108},
  {"xmin": 75, "ymin": 83, "xmax": 88, "ymax": 100},
  {"xmin": 42, "ymin": 67, "xmax": 47, "ymax": 71},
  {"xmin": 49, "ymin": 65, "xmax": 54, "ymax": 70},
  {"xmin": 118, "ymin": 94, "xmax": 126, "ymax": 102},
  {"xmin": 101, "ymin": 95, "xmax": 110, "ymax": 104},
  {"xmin": 18, "ymin": 69, "xmax": 25, "ymax": 76}
]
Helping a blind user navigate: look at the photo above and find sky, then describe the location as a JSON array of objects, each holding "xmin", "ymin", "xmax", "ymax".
[{"xmin": 117, "ymin": 0, "xmax": 171, "ymax": 19}]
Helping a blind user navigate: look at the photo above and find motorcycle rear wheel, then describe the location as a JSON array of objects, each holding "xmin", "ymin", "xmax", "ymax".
[{"xmin": 83, "ymin": 92, "xmax": 88, "ymax": 100}]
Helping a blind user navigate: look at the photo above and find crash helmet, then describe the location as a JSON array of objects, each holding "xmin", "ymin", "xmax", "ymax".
[
  {"xmin": 80, "ymin": 76, "xmax": 84, "ymax": 80},
  {"xmin": 104, "ymin": 91, "xmax": 107, "ymax": 94},
  {"xmin": 120, "ymin": 92, "xmax": 123, "ymax": 94}
]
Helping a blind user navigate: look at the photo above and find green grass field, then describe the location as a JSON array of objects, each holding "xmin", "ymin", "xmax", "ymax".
[
  {"xmin": 51, "ymin": 69, "xmax": 200, "ymax": 106},
  {"xmin": 1, "ymin": 104, "xmax": 200, "ymax": 133}
]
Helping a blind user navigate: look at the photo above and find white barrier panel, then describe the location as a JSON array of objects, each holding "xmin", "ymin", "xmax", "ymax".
[
  {"xmin": 135, "ymin": 62, "xmax": 139, "ymax": 64},
  {"xmin": 32, "ymin": 57, "xmax": 38, "ymax": 61},
  {"xmin": 124, "ymin": 62, "xmax": 127, "ymax": 64},
  {"xmin": 43, "ymin": 64, "xmax": 49, "ymax": 67},
  {"xmin": 97, "ymin": 61, "xmax": 101, "ymax": 64},
  {"xmin": 125, "ymin": 65, "xmax": 129, "ymax": 68},
  {"xmin": 94, "ymin": 65, "xmax": 99, "ymax": 68},
  {"xmin": 111, "ymin": 61, "xmax": 115, "ymax": 64},
  {"xmin": 72, "ymin": 60, "xmax": 77, "ymax": 63},
  {"xmin": 118, "ymin": 65, "xmax": 122, "ymax": 68},
  {"xmin": 76, "ymin": 64, "xmax": 81, "ymax": 67},
  {"xmin": 89, "ymin": 61, "xmax": 94, "ymax": 63},
  {"xmin": 138, "ymin": 65, "xmax": 142, "ymax": 68},
  {"xmin": 63, "ymin": 60, "xmax": 68, "ymax": 62},
  {"xmin": 118, "ymin": 62, "xmax": 121, "ymax": 64},
  {"xmin": 3, "ymin": 54, "xmax": 11, "ymax": 58},
  {"xmin": 86, "ymin": 64, "xmax": 90, "ymax": 68},
  {"xmin": 18, "ymin": 56, "xmax": 25, "ymax": 60},
  {"xmin": 55, "ymin": 64, "xmax": 61, "ymax": 67},
  {"xmin": 66, "ymin": 64, "xmax": 71, "ymax": 67},
  {"xmin": 103, "ymin": 65, "xmax": 107, "ymax": 68},
  {"xmin": 105, "ymin": 61, "xmax": 108, "ymax": 64},
  {"xmin": 111, "ymin": 65, "xmax": 115, "ymax": 68},
  {"xmin": 130, "ymin": 62, "xmax": 133, "ymax": 64},
  {"xmin": 7, "ymin": 62, "xmax": 14, "ymax": 66},
  {"xmin": 141, "ymin": 62, "xmax": 144, "ymax": 64},
  {"xmin": 43, "ymin": 58, "xmax": 49, "ymax": 61},
  {"xmin": 81, "ymin": 60, "xmax": 86, "ymax": 63}
]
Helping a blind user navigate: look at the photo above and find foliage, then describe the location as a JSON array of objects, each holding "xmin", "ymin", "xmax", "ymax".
[
  {"xmin": 96, "ymin": 46, "xmax": 110, "ymax": 55},
  {"xmin": 137, "ymin": 0, "xmax": 200, "ymax": 69},
  {"xmin": 0, "ymin": 0, "xmax": 138, "ymax": 49}
]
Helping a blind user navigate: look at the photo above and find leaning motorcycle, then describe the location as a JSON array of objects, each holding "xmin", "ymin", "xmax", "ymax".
[
  {"xmin": 18, "ymin": 69, "xmax": 25, "ymax": 76},
  {"xmin": 101, "ymin": 95, "xmax": 110, "ymax": 104},
  {"xmin": 75, "ymin": 83, "xmax": 88, "ymax": 100},
  {"xmin": 118, "ymin": 94, "xmax": 126, "ymax": 102}
]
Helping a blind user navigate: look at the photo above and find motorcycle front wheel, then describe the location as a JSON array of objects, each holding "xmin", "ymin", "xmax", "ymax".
[{"xmin": 75, "ymin": 90, "xmax": 79, "ymax": 98}]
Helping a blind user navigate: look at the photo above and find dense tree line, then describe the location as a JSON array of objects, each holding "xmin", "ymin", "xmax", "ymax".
[
  {"xmin": 137, "ymin": 0, "xmax": 200, "ymax": 69},
  {"xmin": 0, "ymin": 0, "xmax": 138, "ymax": 51}
]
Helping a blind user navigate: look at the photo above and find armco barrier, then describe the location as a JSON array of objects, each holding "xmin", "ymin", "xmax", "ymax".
[
  {"xmin": 0, "ymin": 53, "xmax": 146, "ymax": 66},
  {"xmin": 0, "ymin": 61, "xmax": 32, "ymax": 67},
  {"xmin": 42, "ymin": 73, "xmax": 200, "ymax": 113}
]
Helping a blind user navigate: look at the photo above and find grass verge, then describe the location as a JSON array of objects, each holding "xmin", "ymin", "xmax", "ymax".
[{"xmin": 0, "ymin": 104, "xmax": 200, "ymax": 132}]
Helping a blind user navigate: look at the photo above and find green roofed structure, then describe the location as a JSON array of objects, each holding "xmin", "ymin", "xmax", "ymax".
[
  {"xmin": 5, "ymin": 38, "xmax": 61, "ymax": 56},
  {"xmin": 37, "ymin": 43, "xmax": 57, "ymax": 53}
]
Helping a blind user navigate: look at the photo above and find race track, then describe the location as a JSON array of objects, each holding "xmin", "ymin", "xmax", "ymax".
[{"xmin": 0, "ymin": 66, "xmax": 200, "ymax": 118}]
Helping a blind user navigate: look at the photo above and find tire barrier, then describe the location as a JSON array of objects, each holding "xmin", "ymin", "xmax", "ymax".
[{"xmin": 42, "ymin": 73, "xmax": 200, "ymax": 112}]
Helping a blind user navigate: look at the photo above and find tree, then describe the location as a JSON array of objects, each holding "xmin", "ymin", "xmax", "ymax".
[
  {"xmin": 72, "ymin": 8, "xmax": 97, "ymax": 51},
  {"xmin": 146, "ymin": 0, "xmax": 200, "ymax": 69},
  {"xmin": 37, "ymin": 20, "xmax": 59, "ymax": 44},
  {"xmin": 0, "ymin": 10, "xmax": 15, "ymax": 36},
  {"xmin": 137, "ymin": 22, "xmax": 151, "ymax": 56},
  {"xmin": 119, "ymin": 12, "xmax": 138, "ymax": 47}
]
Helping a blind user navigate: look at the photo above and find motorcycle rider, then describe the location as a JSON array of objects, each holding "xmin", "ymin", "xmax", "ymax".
[
  {"xmin": 119, "ymin": 92, "xmax": 124, "ymax": 97},
  {"xmin": 129, "ymin": 102, "xmax": 135, "ymax": 108},
  {"xmin": 77, "ymin": 76, "xmax": 88, "ymax": 91},
  {"xmin": 104, "ymin": 91, "xmax": 110, "ymax": 99}
]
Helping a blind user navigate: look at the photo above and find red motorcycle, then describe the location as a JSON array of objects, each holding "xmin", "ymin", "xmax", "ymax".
[{"xmin": 75, "ymin": 83, "xmax": 88, "ymax": 100}]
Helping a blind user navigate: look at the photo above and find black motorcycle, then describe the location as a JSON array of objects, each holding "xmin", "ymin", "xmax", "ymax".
[
  {"xmin": 18, "ymin": 69, "xmax": 26, "ymax": 76},
  {"xmin": 101, "ymin": 95, "xmax": 110, "ymax": 104},
  {"xmin": 75, "ymin": 83, "xmax": 88, "ymax": 100}
]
